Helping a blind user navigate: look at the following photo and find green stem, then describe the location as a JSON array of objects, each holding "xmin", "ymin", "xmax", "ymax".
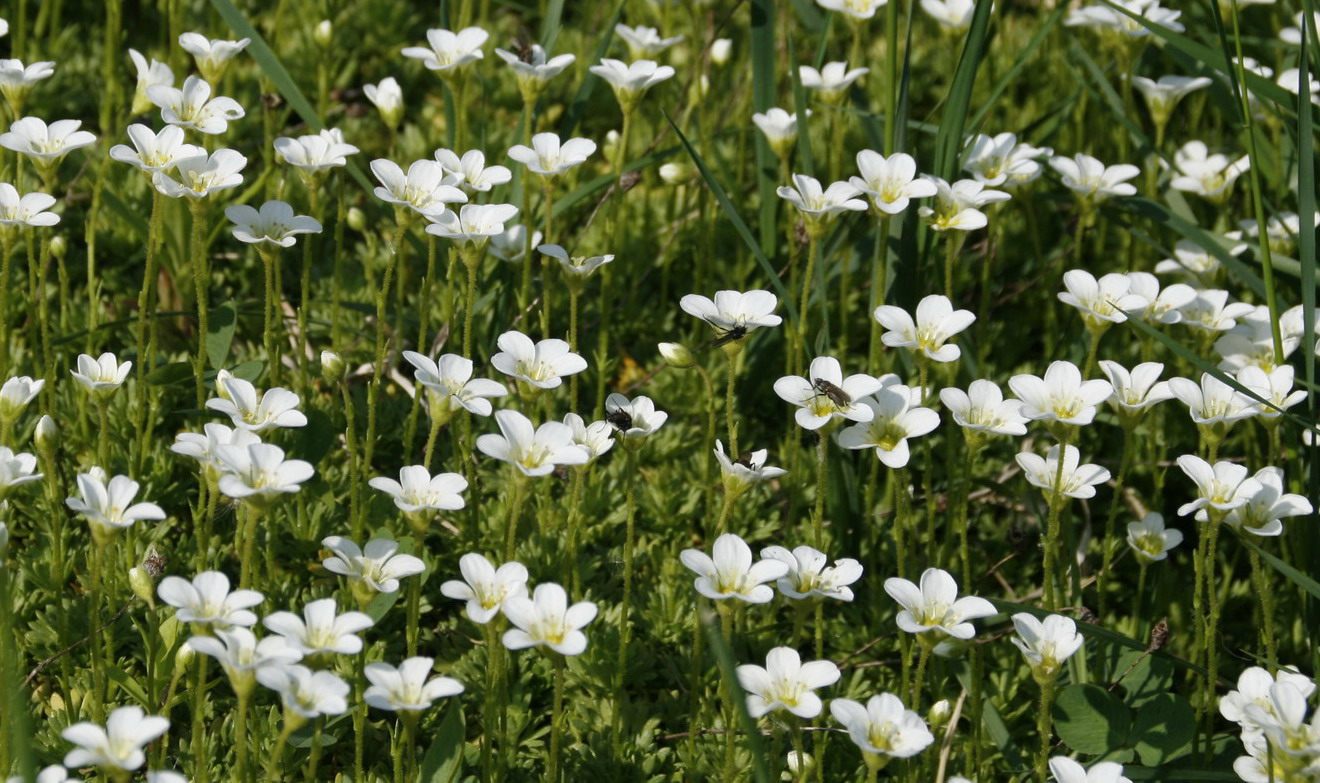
[
  {"xmin": 239, "ymin": 505, "xmax": 262, "ymax": 589},
  {"xmin": 549, "ymin": 655, "xmax": 566, "ymax": 782},
  {"xmin": 235, "ymin": 690, "xmax": 251, "ymax": 783},
  {"xmin": 189, "ymin": 199, "xmax": 209, "ymax": 408},
  {"xmin": 96, "ymin": 397, "xmax": 110, "ymax": 469},
  {"xmin": 503, "ymin": 473, "xmax": 528, "ymax": 561},
  {"xmin": 542, "ymin": 182, "xmax": 556, "ymax": 339},
  {"xmin": 724, "ymin": 348, "xmax": 740, "ymax": 456},
  {"xmin": 1043, "ymin": 430, "xmax": 1072, "ymax": 609},
  {"xmin": 910, "ymin": 641, "xmax": 931, "ymax": 707},
  {"xmin": 365, "ymin": 213, "xmax": 409, "ymax": 477},
  {"xmin": 564, "ymin": 468, "xmax": 586, "ymax": 592},
  {"xmin": 406, "ymin": 565, "xmax": 422, "ymax": 657},
  {"xmin": 1098, "ymin": 431, "xmax": 1133, "ymax": 624},
  {"xmin": 868, "ymin": 215, "xmax": 890, "ymax": 372},
  {"xmin": 721, "ymin": 607, "xmax": 737, "ymax": 781},
  {"xmin": 797, "ymin": 237, "xmax": 820, "ymax": 368},
  {"xmin": 463, "ymin": 249, "xmax": 481, "ymax": 357},
  {"xmin": 191, "ymin": 657, "xmax": 209, "ymax": 783},
  {"xmin": 613, "ymin": 449, "xmax": 639, "ymax": 754},
  {"xmin": 813, "ymin": 431, "xmax": 828, "ymax": 548},
  {"xmin": 1035, "ymin": 679, "xmax": 1057, "ymax": 781}
]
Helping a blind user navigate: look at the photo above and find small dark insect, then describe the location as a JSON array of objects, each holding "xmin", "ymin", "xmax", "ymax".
[
  {"xmin": 733, "ymin": 452, "xmax": 757, "ymax": 468},
  {"xmin": 812, "ymin": 377, "xmax": 852, "ymax": 407},
  {"xmin": 701, "ymin": 323, "xmax": 748, "ymax": 350},
  {"xmin": 606, "ymin": 406, "xmax": 633, "ymax": 432},
  {"xmin": 509, "ymin": 37, "xmax": 537, "ymax": 63}
]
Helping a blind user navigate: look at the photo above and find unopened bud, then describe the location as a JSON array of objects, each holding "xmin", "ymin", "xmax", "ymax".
[
  {"xmin": 0, "ymin": 521, "xmax": 9, "ymax": 561},
  {"xmin": 711, "ymin": 38, "xmax": 733, "ymax": 66},
  {"xmin": 659, "ymin": 162, "xmax": 695, "ymax": 186},
  {"xmin": 314, "ymin": 20, "xmax": 333, "ymax": 48},
  {"xmin": 34, "ymin": 414, "xmax": 58, "ymax": 451},
  {"xmin": 320, "ymin": 350, "xmax": 345, "ymax": 384},
  {"xmin": 212, "ymin": 369, "xmax": 234, "ymax": 401},
  {"xmin": 787, "ymin": 751, "xmax": 814, "ymax": 776},
  {"xmin": 347, "ymin": 207, "xmax": 367, "ymax": 233},
  {"xmin": 49, "ymin": 235, "xmax": 67, "ymax": 260},
  {"xmin": 928, "ymin": 699, "xmax": 952, "ymax": 732},
  {"xmin": 128, "ymin": 567, "xmax": 156, "ymax": 608},
  {"xmin": 658, "ymin": 342, "xmax": 695, "ymax": 369},
  {"xmin": 175, "ymin": 640, "xmax": 196, "ymax": 671}
]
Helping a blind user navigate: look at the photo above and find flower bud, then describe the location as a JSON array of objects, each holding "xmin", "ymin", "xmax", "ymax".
[
  {"xmin": 34, "ymin": 414, "xmax": 58, "ymax": 451},
  {"xmin": 320, "ymin": 350, "xmax": 345, "ymax": 384},
  {"xmin": 602, "ymin": 129, "xmax": 621, "ymax": 164},
  {"xmin": 0, "ymin": 521, "xmax": 9, "ymax": 562},
  {"xmin": 787, "ymin": 751, "xmax": 814, "ymax": 777},
  {"xmin": 314, "ymin": 20, "xmax": 333, "ymax": 48},
  {"xmin": 659, "ymin": 162, "xmax": 695, "ymax": 186},
  {"xmin": 49, "ymin": 235, "xmax": 67, "ymax": 259},
  {"xmin": 658, "ymin": 342, "xmax": 695, "ymax": 369},
  {"xmin": 347, "ymin": 207, "xmax": 367, "ymax": 232},
  {"xmin": 928, "ymin": 699, "xmax": 952, "ymax": 732},
  {"xmin": 711, "ymin": 38, "xmax": 733, "ymax": 66},
  {"xmin": 175, "ymin": 640, "xmax": 196, "ymax": 671},
  {"xmin": 212, "ymin": 369, "xmax": 234, "ymax": 401},
  {"xmin": 128, "ymin": 567, "xmax": 156, "ymax": 608}
]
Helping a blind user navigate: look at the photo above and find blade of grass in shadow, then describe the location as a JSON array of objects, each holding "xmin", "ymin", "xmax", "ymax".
[
  {"xmin": 967, "ymin": 3, "xmax": 1069, "ymax": 131},
  {"xmin": 1117, "ymin": 197, "xmax": 1267, "ymax": 298},
  {"xmin": 556, "ymin": 0, "xmax": 625, "ymax": 137},
  {"xmin": 788, "ymin": 34, "xmax": 815, "ymax": 178},
  {"xmin": 931, "ymin": 0, "xmax": 995, "ymax": 180},
  {"xmin": 750, "ymin": 0, "xmax": 778, "ymax": 256},
  {"xmin": 1299, "ymin": 0, "xmax": 1319, "ymax": 674},
  {"xmin": 666, "ymin": 113, "xmax": 798, "ymax": 322},
  {"xmin": 1240, "ymin": 536, "xmax": 1320, "ymax": 603},
  {"xmin": 700, "ymin": 607, "xmax": 772, "ymax": 783},
  {"xmin": 539, "ymin": 0, "xmax": 566, "ymax": 53}
]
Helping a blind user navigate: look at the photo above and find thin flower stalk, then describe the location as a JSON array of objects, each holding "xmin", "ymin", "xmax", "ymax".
[
  {"xmin": 188, "ymin": 199, "xmax": 209, "ymax": 407},
  {"xmin": 365, "ymin": 209, "xmax": 411, "ymax": 483}
]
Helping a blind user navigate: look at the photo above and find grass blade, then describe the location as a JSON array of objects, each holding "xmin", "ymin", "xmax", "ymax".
[
  {"xmin": 750, "ymin": 0, "xmax": 779, "ymax": 256},
  {"xmin": 931, "ymin": 0, "xmax": 996, "ymax": 180},
  {"xmin": 1117, "ymin": 197, "xmax": 1267, "ymax": 298}
]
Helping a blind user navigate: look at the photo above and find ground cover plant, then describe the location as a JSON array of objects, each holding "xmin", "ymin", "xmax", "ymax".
[{"xmin": 0, "ymin": 0, "xmax": 1318, "ymax": 780}]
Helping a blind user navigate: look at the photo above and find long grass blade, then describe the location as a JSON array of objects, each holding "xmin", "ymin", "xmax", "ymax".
[{"xmin": 750, "ymin": 0, "xmax": 779, "ymax": 256}]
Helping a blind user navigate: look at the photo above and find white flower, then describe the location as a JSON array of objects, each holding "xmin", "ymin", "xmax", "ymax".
[
  {"xmin": 849, "ymin": 151, "xmax": 937, "ymax": 216},
  {"xmin": 490, "ymin": 330, "xmax": 587, "ymax": 390},
  {"xmin": 679, "ymin": 533, "xmax": 790, "ymax": 603},
  {"xmin": 61, "ymin": 707, "xmax": 170, "ymax": 772},
  {"xmin": 1131, "ymin": 75, "xmax": 1211, "ymax": 127},
  {"xmin": 563, "ymin": 413, "xmax": 615, "ymax": 461},
  {"xmin": 370, "ymin": 159, "xmax": 467, "ymax": 219},
  {"xmin": 186, "ymin": 627, "xmax": 302, "ymax": 688},
  {"xmin": 274, "ymin": 129, "xmax": 359, "ymax": 174},
  {"xmin": 1065, "ymin": 0, "xmax": 1183, "ymax": 37},
  {"xmin": 434, "ymin": 148, "xmax": 511, "ymax": 193},
  {"xmin": 0, "ymin": 184, "xmax": 59, "ymax": 227},
  {"xmin": 403, "ymin": 351, "xmax": 507, "ymax": 417},
  {"xmin": 368, "ymin": 466, "xmax": 467, "ymax": 514},
  {"xmin": 224, "ymin": 200, "xmax": 321, "ymax": 247},
  {"xmin": 321, "ymin": 537, "xmax": 426, "ymax": 594},
  {"xmin": 489, "ymin": 225, "xmax": 542, "ymax": 263},
  {"xmin": 539, "ymin": 244, "xmax": 614, "ymax": 280},
  {"xmin": 501, "ymin": 582, "xmax": 598, "ymax": 656},
  {"xmin": 916, "ymin": 176, "xmax": 1007, "ymax": 232},
  {"xmin": 711, "ymin": 38, "xmax": 733, "ymax": 65},
  {"xmin": 424, "ymin": 203, "xmax": 520, "ymax": 250},
  {"xmin": 66, "ymin": 468, "xmax": 166, "ymax": 533},
  {"xmin": 0, "ymin": 375, "xmax": 44, "ymax": 421},
  {"xmin": 1016, "ymin": 444, "xmax": 1111, "ymax": 500},
  {"xmin": 589, "ymin": 58, "xmax": 675, "ymax": 108},
  {"xmin": 363, "ymin": 77, "xmax": 404, "ymax": 129},
  {"xmin": 874, "ymin": 294, "xmax": 976, "ymax": 361},
  {"xmin": 774, "ymin": 356, "xmax": 889, "ymax": 430},
  {"xmin": 1166, "ymin": 373, "xmax": 1259, "ymax": 427},
  {"xmin": 799, "ymin": 61, "xmax": 869, "ymax": 102},
  {"xmin": 178, "ymin": 33, "xmax": 250, "ymax": 82},
  {"xmin": 753, "ymin": 108, "xmax": 805, "ymax": 159},
  {"xmin": 70, "ymin": 352, "xmax": 132, "ymax": 394},
  {"xmin": 440, "ymin": 553, "xmax": 529, "ymax": 624},
  {"xmin": 157, "ymin": 571, "xmax": 263, "ymax": 629},
  {"xmin": 961, "ymin": 133, "xmax": 1051, "ymax": 189},
  {"xmin": 364, "ymin": 657, "xmax": 464, "ymax": 712},
  {"xmin": 0, "ymin": 446, "xmax": 41, "ymax": 497},
  {"xmin": 1049, "ymin": 153, "xmax": 1139, "ymax": 202},
  {"xmin": 256, "ymin": 665, "xmax": 350, "ymax": 719},
  {"xmin": 0, "ymin": 58, "xmax": 56, "ymax": 108},
  {"xmin": 1124, "ymin": 271, "xmax": 1196, "ymax": 325},
  {"xmin": 0, "ymin": 117, "xmax": 97, "ymax": 163},
  {"xmin": 205, "ymin": 376, "xmax": 307, "ymax": 431},
  {"xmin": 1281, "ymin": 12, "xmax": 1320, "ymax": 45},
  {"xmin": 152, "ymin": 148, "xmax": 247, "ymax": 199},
  {"xmin": 1058, "ymin": 269, "xmax": 1148, "ymax": 328},
  {"xmin": 169, "ymin": 423, "xmax": 261, "ymax": 478},
  {"xmin": 493, "ymin": 45, "xmax": 575, "ymax": 95},
  {"xmin": 714, "ymin": 440, "xmax": 786, "ymax": 491},
  {"xmin": 614, "ymin": 24, "xmax": 684, "ymax": 59},
  {"xmin": 761, "ymin": 545, "xmax": 863, "ymax": 601},
  {"xmin": 1175, "ymin": 455, "xmax": 1262, "ymax": 517},
  {"xmin": 837, "ymin": 386, "xmax": 941, "ymax": 469},
  {"xmin": 1277, "ymin": 67, "xmax": 1320, "ymax": 103},
  {"xmin": 921, "ymin": 0, "xmax": 978, "ymax": 31},
  {"xmin": 1217, "ymin": 466, "xmax": 1313, "ymax": 537},
  {"xmin": 1098, "ymin": 360, "xmax": 1174, "ymax": 417},
  {"xmin": 1220, "ymin": 666, "xmax": 1316, "ymax": 735},
  {"xmin": 6, "ymin": 766, "xmax": 79, "ymax": 783},
  {"xmin": 1179, "ymin": 289, "xmax": 1256, "ymax": 333},
  {"xmin": 1048, "ymin": 757, "xmax": 1132, "ymax": 783},
  {"xmin": 402, "ymin": 27, "xmax": 488, "ymax": 74},
  {"xmin": 1009, "ymin": 360, "xmax": 1112, "ymax": 427},
  {"xmin": 1168, "ymin": 141, "xmax": 1249, "ymax": 202},
  {"xmin": 736, "ymin": 647, "xmax": 840, "ymax": 719},
  {"xmin": 128, "ymin": 49, "xmax": 174, "ymax": 115},
  {"xmin": 604, "ymin": 393, "xmax": 668, "ymax": 438},
  {"xmin": 507, "ymin": 132, "xmax": 597, "ymax": 177},
  {"xmin": 831, "ymin": 693, "xmax": 934, "ymax": 758},
  {"xmin": 1126, "ymin": 512, "xmax": 1183, "ymax": 563},
  {"xmin": 213, "ymin": 443, "xmax": 315, "ymax": 500},
  {"xmin": 147, "ymin": 75, "xmax": 245, "ymax": 135},
  {"xmin": 1236, "ymin": 365, "xmax": 1305, "ymax": 420},
  {"xmin": 1010, "ymin": 612, "xmax": 1085, "ymax": 681},
  {"xmin": 884, "ymin": 568, "xmax": 995, "ymax": 639},
  {"xmin": 475, "ymin": 409, "xmax": 590, "ymax": 477},
  {"xmin": 680, "ymin": 289, "xmax": 782, "ymax": 340},
  {"xmin": 263, "ymin": 598, "xmax": 373, "ymax": 657},
  {"xmin": 110, "ymin": 124, "xmax": 204, "ymax": 174},
  {"xmin": 777, "ymin": 174, "xmax": 867, "ymax": 225},
  {"xmin": 939, "ymin": 379, "xmax": 1028, "ymax": 437},
  {"xmin": 1155, "ymin": 239, "xmax": 1221, "ymax": 279}
]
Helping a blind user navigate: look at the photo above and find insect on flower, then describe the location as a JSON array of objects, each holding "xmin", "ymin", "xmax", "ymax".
[
  {"xmin": 604, "ymin": 400, "xmax": 634, "ymax": 432},
  {"xmin": 811, "ymin": 377, "xmax": 852, "ymax": 408},
  {"xmin": 700, "ymin": 322, "xmax": 749, "ymax": 350}
]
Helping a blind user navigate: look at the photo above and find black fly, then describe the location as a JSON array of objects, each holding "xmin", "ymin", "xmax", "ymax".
[
  {"xmin": 733, "ymin": 452, "xmax": 756, "ymax": 468},
  {"xmin": 605, "ymin": 403, "xmax": 633, "ymax": 432},
  {"xmin": 700, "ymin": 322, "xmax": 748, "ymax": 350},
  {"xmin": 811, "ymin": 377, "xmax": 852, "ymax": 407}
]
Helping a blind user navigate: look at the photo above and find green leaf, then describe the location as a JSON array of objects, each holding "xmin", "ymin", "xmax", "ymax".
[
  {"xmin": 419, "ymin": 700, "xmax": 466, "ymax": 783},
  {"xmin": 1240, "ymin": 535, "xmax": 1320, "ymax": 603},
  {"xmin": 1118, "ymin": 197, "xmax": 1267, "ymax": 298},
  {"xmin": 296, "ymin": 408, "xmax": 338, "ymax": 468},
  {"xmin": 750, "ymin": 0, "xmax": 779, "ymax": 256},
  {"xmin": 968, "ymin": 3, "xmax": 1069, "ymax": 131},
  {"xmin": 1107, "ymin": 648, "xmax": 1174, "ymax": 707},
  {"xmin": 365, "ymin": 588, "xmax": 403, "ymax": 623},
  {"xmin": 229, "ymin": 360, "xmax": 265, "ymax": 382},
  {"xmin": 1053, "ymin": 683, "xmax": 1131, "ymax": 755},
  {"xmin": 556, "ymin": 0, "xmax": 626, "ymax": 138},
  {"xmin": 206, "ymin": 300, "xmax": 237, "ymax": 371},
  {"xmin": 700, "ymin": 607, "xmax": 772, "ymax": 783},
  {"xmin": 145, "ymin": 362, "xmax": 194, "ymax": 386},
  {"xmin": 1132, "ymin": 693, "xmax": 1195, "ymax": 766},
  {"xmin": 932, "ymin": 0, "xmax": 995, "ymax": 180}
]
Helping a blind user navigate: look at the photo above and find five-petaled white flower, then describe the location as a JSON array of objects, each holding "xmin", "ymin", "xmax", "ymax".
[
  {"xmin": 0, "ymin": 446, "xmax": 42, "ymax": 497},
  {"xmin": 274, "ymin": 129, "xmax": 360, "ymax": 174},
  {"xmin": 917, "ymin": 176, "xmax": 1008, "ymax": 232},
  {"xmin": 0, "ymin": 184, "xmax": 59, "ymax": 228},
  {"xmin": 837, "ymin": 386, "xmax": 941, "ymax": 469},
  {"xmin": 800, "ymin": 61, "xmax": 869, "ymax": 103},
  {"xmin": 884, "ymin": 567, "xmax": 996, "ymax": 640},
  {"xmin": 475, "ymin": 409, "xmax": 590, "ymax": 477},
  {"xmin": 1009, "ymin": 360, "xmax": 1113, "ymax": 427},
  {"xmin": 147, "ymin": 75, "xmax": 245, "ymax": 135},
  {"xmin": 185, "ymin": 627, "xmax": 302, "ymax": 695},
  {"xmin": 490, "ymin": 330, "xmax": 587, "ymax": 390},
  {"xmin": 940, "ymin": 379, "xmax": 1029, "ymax": 438},
  {"xmin": 170, "ymin": 423, "xmax": 261, "ymax": 480},
  {"xmin": 589, "ymin": 58, "xmax": 675, "ymax": 110},
  {"xmin": 1237, "ymin": 365, "xmax": 1306, "ymax": 420},
  {"xmin": 157, "ymin": 570, "xmax": 263, "ymax": 630},
  {"xmin": 604, "ymin": 393, "xmax": 668, "ymax": 438},
  {"xmin": 403, "ymin": 351, "xmax": 508, "ymax": 418},
  {"xmin": 681, "ymin": 289, "xmax": 782, "ymax": 342},
  {"xmin": 1010, "ymin": 613, "xmax": 1085, "ymax": 682},
  {"xmin": 70, "ymin": 352, "xmax": 132, "ymax": 395},
  {"xmin": 774, "ymin": 356, "xmax": 888, "ymax": 431},
  {"xmin": 0, "ymin": 58, "xmax": 56, "ymax": 110},
  {"xmin": 213, "ymin": 443, "xmax": 315, "ymax": 500},
  {"xmin": 817, "ymin": 0, "xmax": 890, "ymax": 20},
  {"xmin": 402, "ymin": 27, "xmax": 489, "ymax": 74},
  {"xmin": 128, "ymin": 48, "xmax": 174, "ymax": 115},
  {"xmin": 66, "ymin": 468, "xmax": 166, "ymax": 536},
  {"xmin": 501, "ymin": 582, "xmax": 598, "ymax": 656},
  {"xmin": 736, "ymin": 646, "xmax": 840, "ymax": 719},
  {"xmin": 1049, "ymin": 153, "xmax": 1139, "ymax": 203},
  {"xmin": 507, "ymin": 132, "xmax": 597, "ymax": 178},
  {"xmin": 1166, "ymin": 372, "xmax": 1259, "ymax": 428},
  {"xmin": 364, "ymin": 657, "xmax": 464, "ymax": 712},
  {"xmin": 777, "ymin": 174, "xmax": 867, "ymax": 234},
  {"xmin": 850, "ymin": 151, "xmax": 938, "ymax": 215},
  {"xmin": 434, "ymin": 148, "xmax": 512, "ymax": 193},
  {"xmin": 1178, "ymin": 289, "xmax": 1256, "ymax": 333},
  {"xmin": 1124, "ymin": 271, "xmax": 1196, "ymax": 325},
  {"xmin": 1217, "ymin": 466, "xmax": 1313, "ymax": 537},
  {"xmin": 0, "ymin": 376, "xmax": 43, "ymax": 423},
  {"xmin": 206, "ymin": 375, "xmax": 307, "ymax": 431},
  {"xmin": 256, "ymin": 665, "xmax": 350, "ymax": 719},
  {"xmin": 1048, "ymin": 757, "xmax": 1133, "ymax": 783},
  {"xmin": 1168, "ymin": 141, "xmax": 1249, "ymax": 203},
  {"xmin": 714, "ymin": 440, "xmax": 787, "ymax": 493},
  {"xmin": 1016, "ymin": 444, "xmax": 1111, "ymax": 500},
  {"xmin": 615, "ymin": 24, "xmax": 684, "ymax": 59},
  {"xmin": 110, "ymin": 124, "xmax": 204, "ymax": 174},
  {"xmin": 753, "ymin": 108, "xmax": 806, "ymax": 159},
  {"xmin": 680, "ymin": 533, "xmax": 790, "ymax": 603},
  {"xmin": 494, "ymin": 45, "xmax": 576, "ymax": 98},
  {"xmin": 831, "ymin": 693, "xmax": 935, "ymax": 758},
  {"xmin": 425, "ymin": 203, "xmax": 520, "ymax": 251},
  {"xmin": 962, "ymin": 133, "xmax": 1051, "ymax": 188},
  {"xmin": 539, "ymin": 244, "xmax": 614, "ymax": 282},
  {"xmin": 1175, "ymin": 455, "xmax": 1263, "ymax": 518},
  {"xmin": 322, "ymin": 536, "xmax": 426, "ymax": 595},
  {"xmin": 225, "ymin": 200, "xmax": 322, "ymax": 247},
  {"xmin": 1057, "ymin": 269, "xmax": 1148, "ymax": 329},
  {"xmin": 874, "ymin": 294, "xmax": 976, "ymax": 362},
  {"xmin": 440, "ymin": 553, "xmax": 530, "ymax": 624},
  {"xmin": 62, "ymin": 706, "xmax": 170, "ymax": 772},
  {"xmin": 761, "ymin": 545, "xmax": 863, "ymax": 601},
  {"xmin": 368, "ymin": 466, "xmax": 468, "ymax": 514},
  {"xmin": 370, "ymin": 159, "xmax": 468, "ymax": 219},
  {"xmin": 0, "ymin": 117, "xmax": 96, "ymax": 169},
  {"xmin": 152, "ymin": 148, "xmax": 247, "ymax": 199},
  {"xmin": 1126, "ymin": 512, "xmax": 1184, "ymax": 563},
  {"xmin": 922, "ymin": 0, "xmax": 978, "ymax": 29},
  {"xmin": 364, "ymin": 77, "xmax": 404, "ymax": 129},
  {"xmin": 1132, "ymin": 75, "xmax": 1212, "ymax": 128},
  {"xmin": 1098, "ymin": 360, "xmax": 1174, "ymax": 421},
  {"xmin": 263, "ymin": 598, "xmax": 374, "ymax": 657},
  {"xmin": 563, "ymin": 413, "xmax": 615, "ymax": 462},
  {"xmin": 178, "ymin": 32, "xmax": 250, "ymax": 83}
]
